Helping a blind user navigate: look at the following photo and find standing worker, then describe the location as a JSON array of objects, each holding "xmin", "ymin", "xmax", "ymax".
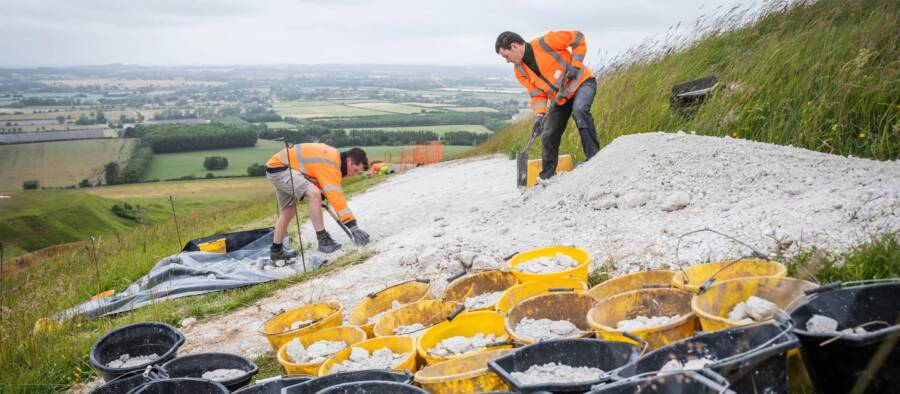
[
  {"xmin": 265, "ymin": 143, "xmax": 370, "ymax": 259},
  {"xmin": 495, "ymin": 31, "xmax": 601, "ymax": 180}
]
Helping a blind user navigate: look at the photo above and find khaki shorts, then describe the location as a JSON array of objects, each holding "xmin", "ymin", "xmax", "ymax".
[{"xmin": 267, "ymin": 169, "xmax": 311, "ymax": 211}]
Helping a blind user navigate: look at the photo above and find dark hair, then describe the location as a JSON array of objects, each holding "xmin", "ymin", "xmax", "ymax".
[
  {"xmin": 495, "ymin": 31, "xmax": 525, "ymax": 53},
  {"xmin": 344, "ymin": 147, "xmax": 368, "ymax": 169}
]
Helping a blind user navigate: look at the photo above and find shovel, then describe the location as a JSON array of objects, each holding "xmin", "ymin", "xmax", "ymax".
[{"xmin": 516, "ymin": 70, "xmax": 568, "ymax": 188}]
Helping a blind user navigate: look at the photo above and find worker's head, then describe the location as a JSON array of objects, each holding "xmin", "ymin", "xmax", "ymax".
[
  {"xmin": 495, "ymin": 31, "xmax": 526, "ymax": 65},
  {"xmin": 344, "ymin": 147, "xmax": 368, "ymax": 176}
]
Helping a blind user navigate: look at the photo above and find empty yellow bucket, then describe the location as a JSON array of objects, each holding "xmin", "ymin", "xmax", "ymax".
[
  {"xmin": 692, "ymin": 276, "xmax": 817, "ymax": 331},
  {"xmin": 588, "ymin": 270, "xmax": 676, "ymax": 302},
  {"xmin": 496, "ymin": 276, "xmax": 588, "ymax": 313},
  {"xmin": 414, "ymin": 348, "xmax": 513, "ymax": 393},
  {"xmin": 349, "ymin": 279, "xmax": 433, "ymax": 337},
  {"xmin": 317, "ymin": 336, "xmax": 417, "ymax": 376},
  {"xmin": 587, "ymin": 288, "xmax": 696, "ymax": 350},
  {"xmin": 442, "ymin": 270, "xmax": 518, "ymax": 311},
  {"xmin": 507, "ymin": 246, "xmax": 592, "ymax": 283},
  {"xmin": 672, "ymin": 259, "xmax": 787, "ymax": 293},
  {"xmin": 276, "ymin": 325, "xmax": 367, "ymax": 375},
  {"xmin": 417, "ymin": 311, "xmax": 511, "ymax": 365},
  {"xmin": 373, "ymin": 299, "xmax": 462, "ymax": 338},
  {"xmin": 505, "ymin": 291, "xmax": 594, "ymax": 345},
  {"xmin": 526, "ymin": 155, "xmax": 573, "ymax": 187},
  {"xmin": 259, "ymin": 301, "xmax": 343, "ymax": 352}
]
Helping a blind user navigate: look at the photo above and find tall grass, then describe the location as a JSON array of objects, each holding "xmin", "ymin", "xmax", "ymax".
[
  {"xmin": 473, "ymin": 0, "xmax": 899, "ymax": 161},
  {"xmin": 0, "ymin": 175, "xmax": 383, "ymax": 393}
]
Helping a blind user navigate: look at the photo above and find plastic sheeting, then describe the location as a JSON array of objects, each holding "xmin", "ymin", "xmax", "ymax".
[{"xmin": 59, "ymin": 229, "xmax": 328, "ymax": 321}]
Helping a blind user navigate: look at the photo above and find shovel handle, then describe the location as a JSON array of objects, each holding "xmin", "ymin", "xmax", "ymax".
[
  {"xmin": 447, "ymin": 271, "xmax": 467, "ymax": 283},
  {"xmin": 447, "ymin": 305, "xmax": 466, "ymax": 321}
]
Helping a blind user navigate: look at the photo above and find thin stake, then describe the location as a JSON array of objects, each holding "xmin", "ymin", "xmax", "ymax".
[
  {"xmin": 89, "ymin": 236, "xmax": 101, "ymax": 295},
  {"xmin": 282, "ymin": 136, "xmax": 307, "ymax": 272},
  {"xmin": 169, "ymin": 195, "xmax": 182, "ymax": 248}
]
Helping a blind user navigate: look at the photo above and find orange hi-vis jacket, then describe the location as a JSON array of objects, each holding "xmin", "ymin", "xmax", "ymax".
[
  {"xmin": 514, "ymin": 31, "xmax": 593, "ymax": 115},
  {"xmin": 266, "ymin": 143, "xmax": 356, "ymax": 224}
]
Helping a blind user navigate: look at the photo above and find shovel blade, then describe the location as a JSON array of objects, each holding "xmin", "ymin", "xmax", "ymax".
[{"xmin": 516, "ymin": 150, "xmax": 528, "ymax": 188}]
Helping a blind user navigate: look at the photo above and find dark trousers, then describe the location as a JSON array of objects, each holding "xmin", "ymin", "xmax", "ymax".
[{"xmin": 540, "ymin": 78, "xmax": 601, "ymax": 180}]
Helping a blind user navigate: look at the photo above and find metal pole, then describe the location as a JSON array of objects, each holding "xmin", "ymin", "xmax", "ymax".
[
  {"xmin": 281, "ymin": 136, "xmax": 307, "ymax": 272},
  {"xmin": 169, "ymin": 196, "xmax": 182, "ymax": 249}
]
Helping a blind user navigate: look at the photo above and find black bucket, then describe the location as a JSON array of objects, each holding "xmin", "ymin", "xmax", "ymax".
[
  {"xmin": 231, "ymin": 375, "xmax": 314, "ymax": 394},
  {"xmin": 615, "ymin": 322, "xmax": 798, "ymax": 393},
  {"xmin": 89, "ymin": 322, "xmax": 185, "ymax": 382},
  {"xmin": 487, "ymin": 338, "xmax": 640, "ymax": 393},
  {"xmin": 591, "ymin": 370, "xmax": 735, "ymax": 393},
  {"xmin": 316, "ymin": 381, "xmax": 428, "ymax": 394},
  {"xmin": 161, "ymin": 352, "xmax": 258, "ymax": 391},
  {"xmin": 89, "ymin": 367, "xmax": 167, "ymax": 394},
  {"xmin": 789, "ymin": 281, "xmax": 900, "ymax": 394},
  {"xmin": 283, "ymin": 369, "xmax": 412, "ymax": 394},
  {"xmin": 126, "ymin": 377, "xmax": 228, "ymax": 394}
]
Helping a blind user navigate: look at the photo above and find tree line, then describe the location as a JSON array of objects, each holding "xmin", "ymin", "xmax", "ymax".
[
  {"xmin": 129, "ymin": 123, "xmax": 258, "ymax": 153},
  {"xmin": 310, "ymin": 112, "xmax": 510, "ymax": 130}
]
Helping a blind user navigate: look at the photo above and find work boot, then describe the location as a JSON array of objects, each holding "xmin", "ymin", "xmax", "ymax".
[
  {"xmin": 317, "ymin": 231, "xmax": 342, "ymax": 254},
  {"xmin": 270, "ymin": 243, "xmax": 299, "ymax": 261}
]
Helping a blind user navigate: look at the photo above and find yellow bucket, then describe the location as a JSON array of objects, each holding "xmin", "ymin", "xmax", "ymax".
[
  {"xmin": 526, "ymin": 155, "xmax": 573, "ymax": 188},
  {"xmin": 507, "ymin": 246, "xmax": 592, "ymax": 283},
  {"xmin": 259, "ymin": 301, "xmax": 343, "ymax": 352},
  {"xmin": 414, "ymin": 348, "xmax": 513, "ymax": 393},
  {"xmin": 373, "ymin": 299, "xmax": 463, "ymax": 338},
  {"xmin": 505, "ymin": 291, "xmax": 594, "ymax": 345},
  {"xmin": 442, "ymin": 270, "xmax": 518, "ymax": 311},
  {"xmin": 349, "ymin": 279, "xmax": 433, "ymax": 337},
  {"xmin": 276, "ymin": 326, "xmax": 367, "ymax": 375},
  {"xmin": 672, "ymin": 259, "xmax": 787, "ymax": 293},
  {"xmin": 588, "ymin": 270, "xmax": 676, "ymax": 302},
  {"xmin": 496, "ymin": 276, "xmax": 588, "ymax": 313},
  {"xmin": 417, "ymin": 311, "xmax": 511, "ymax": 365},
  {"xmin": 692, "ymin": 276, "xmax": 817, "ymax": 331},
  {"xmin": 587, "ymin": 288, "xmax": 696, "ymax": 350},
  {"xmin": 317, "ymin": 336, "xmax": 418, "ymax": 376}
]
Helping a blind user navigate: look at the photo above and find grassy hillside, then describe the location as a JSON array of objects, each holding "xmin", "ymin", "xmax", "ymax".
[
  {"xmin": 0, "ymin": 138, "xmax": 138, "ymax": 190},
  {"xmin": 143, "ymin": 139, "xmax": 284, "ymax": 180},
  {"xmin": 474, "ymin": 0, "xmax": 898, "ymax": 161}
]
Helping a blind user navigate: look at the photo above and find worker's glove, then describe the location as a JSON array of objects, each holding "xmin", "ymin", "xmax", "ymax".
[
  {"xmin": 565, "ymin": 64, "xmax": 580, "ymax": 80},
  {"xmin": 348, "ymin": 224, "xmax": 370, "ymax": 246},
  {"xmin": 531, "ymin": 115, "xmax": 545, "ymax": 137}
]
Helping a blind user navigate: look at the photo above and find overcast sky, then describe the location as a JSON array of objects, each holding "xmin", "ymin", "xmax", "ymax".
[{"xmin": 0, "ymin": 0, "xmax": 750, "ymax": 68}]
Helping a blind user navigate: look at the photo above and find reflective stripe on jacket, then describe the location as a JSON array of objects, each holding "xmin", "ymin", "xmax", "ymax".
[
  {"xmin": 514, "ymin": 31, "xmax": 593, "ymax": 115},
  {"xmin": 266, "ymin": 143, "xmax": 355, "ymax": 223}
]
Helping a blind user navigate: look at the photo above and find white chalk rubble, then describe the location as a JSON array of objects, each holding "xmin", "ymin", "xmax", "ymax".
[
  {"xmin": 463, "ymin": 291, "xmax": 504, "ymax": 310},
  {"xmin": 515, "ymin": 253, "xmax": 579, "ymax": 274},
  {"xmin": 328, "ymin": 347, "xmax": 408, "ymax": 374},
  {"xmin": 805, "ymin": 314, "xmax": 868, "ymax": 335},
  {"xmin": 201, "ymin": 368, "xmax": 245, "ymax": 381},
  {"xmin": 428, "ymin": 333, "xmax": 508, "ymax": 358},
  {"xmin": 284, "ymin": 319, "xmax": 314, "ymax": 332},
  {"xmin": 285, "ymin": 339, "xmax": 347, "ymax": 364},
  {"xmin": 106, "ymin": 353, "xmax": 160, "ymax": 368},
  {"xmin": 514, "ymin": 318, "xmax": 580, "ymax": 341},
  {"xmin": 616, "ymin": 315, "xmax": 681, "ymax": 331},
  {"xmin": 727, "ymin": 296, "xmax": 780, "ymax": 323},
  {"xmin": 660, "ymin": 358, "xmax": 714, "ymax": 372},
  {"xmin": 510, "ymin": 362, "xmax": 605, "ymax": 385}
]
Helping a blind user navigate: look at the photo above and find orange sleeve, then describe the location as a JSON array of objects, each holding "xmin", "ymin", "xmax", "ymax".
[
  {"xmin": 318, "ymin": 166, "xmax": 356, "ymax": 224},
  {"xmin": 543, "ymin": 31, "xmax": 587, "ymax": 69},
  {"xmin": 515, "ymin": 65, "xmax": 548, "ymax": 115}
]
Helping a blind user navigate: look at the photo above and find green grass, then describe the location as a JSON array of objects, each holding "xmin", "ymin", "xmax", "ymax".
[
  {"xmin": 0, "ymin": 174, "xmax": 384, "ymax": 393},
  {"xmin": 265, "ymin": 121, "xmax": 297, "ymax": 130},
  {"xmin": 0, "ymin": 138, "xmax": 138, "ymax": 191},
  {"xmin": 786, "ymin": 232, "xmax": 900, "ymax": 284},
  {"xmin": 362, "ymin": 145, "xmax": 472, "ymax": 162},
  {"xmin": 344, "ymin": 102, "xmax": 437, "ymax": 114},
  {"xmin": 274, "ymin": 101, "xmax": 387, "ymax": 119},
  {"xmin": 350, "ymin": 124, "xmax": 492, "ymax": 135},
  {"xmin": 143, "ymin": 140, "xmax": 284, "ymax": 180},
  {"xmin": 473, "ymin": 0, "xmax": 899, "ymax": 161}
]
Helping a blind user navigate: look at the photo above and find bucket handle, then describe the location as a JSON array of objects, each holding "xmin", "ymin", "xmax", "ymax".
[
  {"xmin": 807, "ymin": 278, "xmax": 900, "ymax": 295},
  {"xmin": 403, "ymin": 369, "xmax": 415, "ymax": 384},
  {"xmin": 142, "ymin": 365, "xmax": 168, "ymax": 381},
  {"xmin": 674, "ymin": 228, "xmax": 767, "ymax": 291},
  {"xmin": 414, "ymin": 278, "xmax": 430, "ymax": 284},
  {"xmin": 622, "ymin": 332, "xmax": 650, "ymax": 355},
  {"xmin": 503, "ymin": 252, "xmax": 518, "ymax": 261},
  {"xmin": 446, "ymin": 271, "xmax": 467, "ymax": 283},
  {"xmin": 447, "ymin": 305, "xmax": 466, "ymax": 321},
  {"xmin": 547, "ymin": 287, "xmax": 575, "ymax": 292},
  {"xmin": 805, "ymin": 281, "xmax": 842, "ymax": 295},
  {"xmin": 713, "ymin": 314, "xmax": 796, "ymax": 366}
]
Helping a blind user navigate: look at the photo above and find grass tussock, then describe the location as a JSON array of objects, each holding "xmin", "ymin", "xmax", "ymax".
[
  {"xmin": 473, "ymin": 0, "xmax": 899, "ymax": 161},
  {"xmin": 787, "ymin": 232, "xmax": 900, "ymax": 284}
]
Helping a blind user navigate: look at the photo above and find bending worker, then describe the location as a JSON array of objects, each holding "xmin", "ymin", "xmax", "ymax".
[
  {"xmin": 265, "ymin": 143, "xmax": 370, "ymax": 259},
  {"xmin": 495, "ymin": 30, "xmax": 600, "ymax": 180}
]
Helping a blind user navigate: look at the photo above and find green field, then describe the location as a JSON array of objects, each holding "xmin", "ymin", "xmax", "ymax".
[
  {"xmin": 274, "ymin": 101, "xmax": 386, "ymax": 119},
  {"xmin": 344, "ymin": 102, "xmax": 435, "ymax": 114},
  {"xmin": 0, "ymin": 138, "xmax": 138, "ymax": 191},
  {"xmin": 143, "ymin": 139, "xmax": 284, "ymax": 180},
  {"xmin": 351, "ymin": 124, "xmax": 492, "ymax": 135},
  {"xmin": 265, "ymin": 121, "xmax": 297, "ymax": 130}
]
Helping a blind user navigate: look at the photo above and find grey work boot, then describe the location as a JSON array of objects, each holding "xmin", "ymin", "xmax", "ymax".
[
  {"xmin": 270, "ymin": 244, "xmax": 299, "ymax": 261},
  {"xmin": 317, "ymin": 232, "xmax": 342, "ymax": 254}
]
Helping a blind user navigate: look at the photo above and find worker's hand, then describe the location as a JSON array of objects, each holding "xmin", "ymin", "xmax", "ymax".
[
  {"xmin": 531, "ymin": 115, "xmax": 545, "ymax": 137},
  {"xmin": 348, "ymin": 225, "xmax": 370, "ymax": 246},
  {"xmin": 565, "ymin": 64, "xmax": 580, "ymax": 80}
]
